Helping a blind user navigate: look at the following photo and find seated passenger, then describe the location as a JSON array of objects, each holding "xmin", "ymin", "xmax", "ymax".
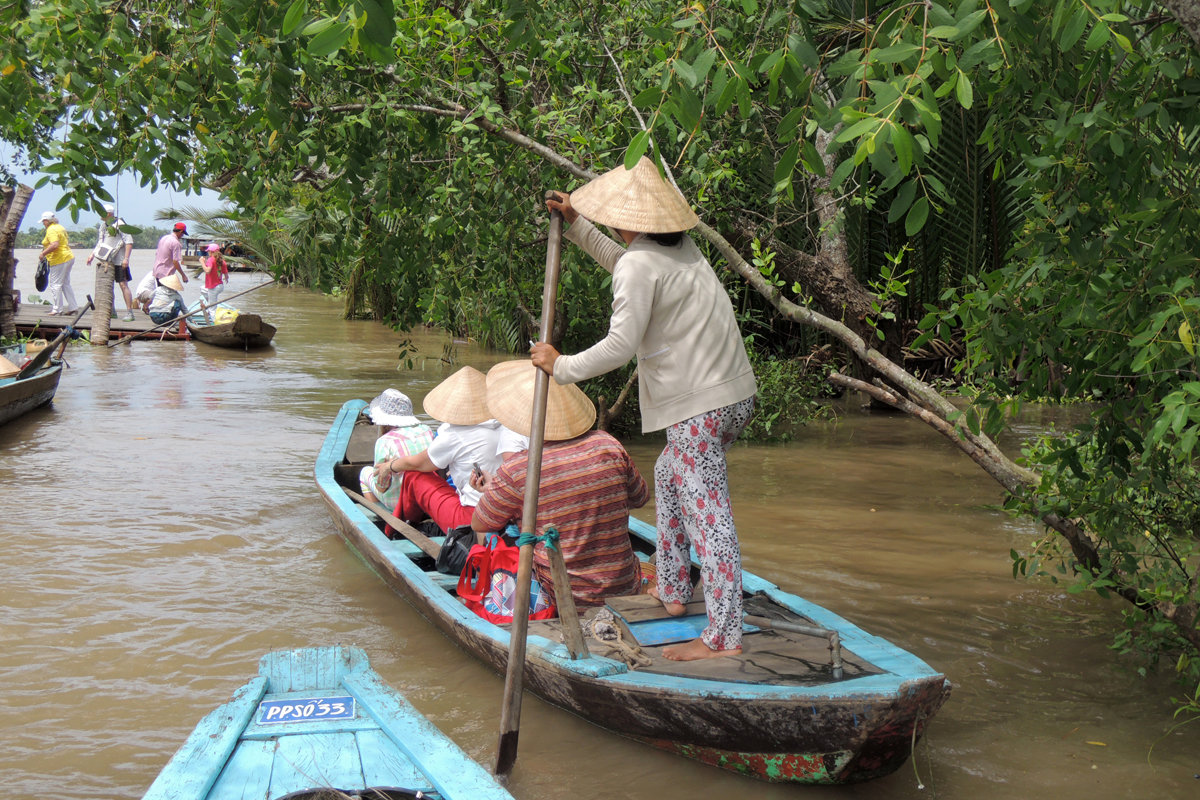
[
  {"xmin": 147, "ymin": 272, "xmax": 186, "ymax": 324},
  {"xmin": 373, "ymin": 366, "xmax": 502, "ymax": 533},
  {"xmin": 471, "ymin": 360, "xmax": 649, "ymax": 608},
  {"xmin": 359, "ymin": 389, "xmax": 435, "ymax": 510}
]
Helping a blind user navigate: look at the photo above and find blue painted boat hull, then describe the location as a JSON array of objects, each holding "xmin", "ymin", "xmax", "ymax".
[
  {"xmin": 143, "ymin": 646, "xmax": 514, "ymax": 800},
  {"xmin": 0, "ymin": 361, "xmax": 62, "ymax": 426},
  {"xmin": 316, "ymin": 400, "xmax": 952, "ymax": 784}
]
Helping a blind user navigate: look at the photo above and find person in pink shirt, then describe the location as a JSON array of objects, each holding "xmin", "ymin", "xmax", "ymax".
[
  {"xmin": 152, "ymin": 222, "xmax": 190, "ymax": 283},
  {"xmin": 201, "ymin": 243, "xmax": 229, "ymax": 307}
]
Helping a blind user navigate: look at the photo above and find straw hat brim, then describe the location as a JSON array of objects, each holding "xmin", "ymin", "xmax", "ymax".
[
  {"xmin": 570, "ymin": 156, "xmax": 700, "ymax": 234},
  {"xmin": 0, "ymin": 354, "xmax": 19, "ymax": 378},
  {"xmin": 485, "ymin": 360, "xmax": 596, "ymax": 441},
  {"xmin": 160, "ymin": 274, "xmax": 184, "ymax": 292},
  {"xmin": 421, "ymin": 366, "xmax": 492, "ymax": 425},
  {"xmin": 368, "ymin": 409, "xmax": 421, "ymax": 427}
]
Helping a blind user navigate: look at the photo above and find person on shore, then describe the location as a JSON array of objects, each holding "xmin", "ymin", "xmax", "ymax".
[
  {"xmin": 201, "ymin": 243, "xmax": 229, "ymax": 308},
  {"xmin": 86, "ymin": 203, "xmax": 136, "ymax": 321},
  {"xmin": 372, "ymin": 366, "xmax": 503, "ymax": 534},
  {"xmin": 152, "ymin": 222, "xmax": 190, "ymax": 283},
  {"xmin": 471, "ymin": 360, "xmax": 649, "ymax": 609},
  {"xmin": 533, "ymin": 157, "xmax": 757, "ymax": 661},
  {"xmin": 38, "ymin": 211, "xmax": 78, "ymax": 315},
  {"xmin": 359, "ymin": 389, "xmax": 435, "ymax": 512},
  {"xmin": 134, "ymin": 271, "xmax": 158, "ymax": 314},
  {"xmin": 147, "ymin": 272, "xmax": 187, "ymax": 324}
]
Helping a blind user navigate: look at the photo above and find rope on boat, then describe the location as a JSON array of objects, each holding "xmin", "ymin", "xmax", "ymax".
[
  {"xmin": 515, "ymin": 527, "xmax": 560, "ymax": 550},
  {"xmin": 583, "ymin": 608, "xmax": 652, "ymax": 669}
]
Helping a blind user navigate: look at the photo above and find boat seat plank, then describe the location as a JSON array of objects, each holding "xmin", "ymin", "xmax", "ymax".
[
  {"xmin": 427, "ymin": 571, "xmax": 460, "ymax": 591},
  {"xmin": 355, "ymin": 728, "xmax": 437, "ymax": 792},
  {"xmin": 206, "ymin": 737, "xmax": 276, "ymax": 799},
  {"xmin": 269, "ymin": 730, "xmax": 367, "ymax": 796}
]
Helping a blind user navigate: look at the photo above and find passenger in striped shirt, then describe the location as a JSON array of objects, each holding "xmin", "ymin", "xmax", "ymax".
[{"xmin": 472, "ymin": 361, "xmax": 649, "ymax": 608}]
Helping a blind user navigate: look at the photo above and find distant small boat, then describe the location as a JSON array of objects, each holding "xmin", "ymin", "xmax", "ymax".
[
  {"xmin": 142, "ymin": 646, "xmax": 515, "ymax": 800},
  {"xmin": 185, "ymin": 305, "xmax": 276, "ymax": 349},
  {"xmin": 0, "ymin": 345, "xmax": 63, "ymax": 426}
]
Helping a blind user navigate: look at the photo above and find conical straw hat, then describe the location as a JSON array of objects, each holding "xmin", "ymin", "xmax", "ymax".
[
  {"xmin": 570, "ymin": 156, "xmax": 700, "ymax": 233},
  {"xmin": 421, "ymin": 366, "xmax": 492, "ymax": 425},
  {"xmin": 0, "ymin": 354, "xmax": 19, "ymax": 378},
  {"xmin": 486, "ymin": 360, "xmax": 596, "ymax": 441}
]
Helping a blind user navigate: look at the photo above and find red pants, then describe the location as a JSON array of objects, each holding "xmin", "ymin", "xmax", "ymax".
[{"xmin": 392, "ymin": 470, "xmax": 474, "ymax": 533}]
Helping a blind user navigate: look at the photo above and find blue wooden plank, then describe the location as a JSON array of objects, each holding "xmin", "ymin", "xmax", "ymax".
[
  {"xmin": 341, "ymin": 671, "xmax": 515, "ymax": 800},
  {"xmin": 143, "ymin": 676, "xmax": 268, "ymax": 800},
  {"xmin": 268, "ymin": 731, "xmax": 367, "ymax": 796},
  {"xmin": 204, "ymin": 737, "xmax": 275, "ymax": 800},
  {"xmin": 258, "ymin": 647, "xmax": 362, "ymax": 694},
  {"xmin": 354, "ymin": 728, "xmax": 435, "ymax": 793},
  {"xmin": 625, "ymin": 615, "xmax": 761, "ymax": 646}
]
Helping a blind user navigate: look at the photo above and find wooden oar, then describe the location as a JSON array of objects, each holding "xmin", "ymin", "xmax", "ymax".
[
  {"xmin": 341, "ymin": 487, "xmax": 442, "ymax": 558},
  {"xmin": 494, "ymin": 199, "xmax": 565, "ymax": 779},
  {"xmin": 15, "ymin": 297, "xmax": 94, "ymax": 380},
  {"xmin": 106, "ymin": 277, "xmax": 278, "ymax": 347}
]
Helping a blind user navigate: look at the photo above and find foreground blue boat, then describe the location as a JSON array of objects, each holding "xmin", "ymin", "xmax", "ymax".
[
  {"xmin": 143, "ymin": 646, "xmax": 514, "ymax": 800},
  {"xmin": 316, "ymin": 400, "xmax": 952, "ymax": 784},
  {"xmin": 0, "ymin": 343, "xmax": 62, "ymax": 426}
]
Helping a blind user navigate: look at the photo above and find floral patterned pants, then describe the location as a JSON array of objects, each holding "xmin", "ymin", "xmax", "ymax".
[{"xmin": 653, "ymin": 396, "xmax": 754, "ymax": 651}]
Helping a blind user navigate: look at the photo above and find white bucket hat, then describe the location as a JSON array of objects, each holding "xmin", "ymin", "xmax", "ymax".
[
  {"xmin": 368, "ymin": 389, "xmax": 421, "ymax": 427},
  {"xmin": 485, "ymin": 360, "xmax": 596, "ymax": 441},
  {"xmin": 570, "ymin": 156, "xmax": 700, "ymax": 234}
]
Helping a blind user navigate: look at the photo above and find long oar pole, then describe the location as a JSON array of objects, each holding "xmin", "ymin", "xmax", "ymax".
[
  {"xmin": 494, "ymin": 200, "xmax": 564, "ymax": 779},
  {"xmin": 106, "ymin": 277, "xmax": 277, "ymax": 347}
]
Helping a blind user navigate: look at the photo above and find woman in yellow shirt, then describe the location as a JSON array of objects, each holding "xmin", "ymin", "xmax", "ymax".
[{"xmin": 38, "ymin": 211, "xmax": 78, "ymax": 315}]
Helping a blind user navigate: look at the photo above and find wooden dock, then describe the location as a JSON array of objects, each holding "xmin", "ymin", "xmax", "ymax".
[{"xmin": 13, "ymin": 305, "xmax": 190, "ymax": 342}]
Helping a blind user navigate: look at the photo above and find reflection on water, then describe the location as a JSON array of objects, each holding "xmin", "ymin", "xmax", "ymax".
[{"xmin": 1, "ymin": 250, "xmax": 1197, "ymax": 799}]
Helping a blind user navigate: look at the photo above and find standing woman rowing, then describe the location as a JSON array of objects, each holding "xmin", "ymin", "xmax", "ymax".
[{"xmin": 532, "ymin": 157, "xmax": 757, "ymax": 661}]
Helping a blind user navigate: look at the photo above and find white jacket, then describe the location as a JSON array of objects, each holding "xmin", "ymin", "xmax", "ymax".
[{"xmin": 554, "ymin": 219, "xmax": 756, "ymax": 432}]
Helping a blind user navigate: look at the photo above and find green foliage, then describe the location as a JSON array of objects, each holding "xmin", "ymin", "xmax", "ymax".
[
  {"xmin": 741, "ymin": 346, "xmax": 834, "ymax": 442},
  {"xmin": 14, "ymin": 224, "xmax": 168, "ymax": 249},
  {"xmin": 1010, "ymin": 432, "xmax": 1200, "ymax": 692}
]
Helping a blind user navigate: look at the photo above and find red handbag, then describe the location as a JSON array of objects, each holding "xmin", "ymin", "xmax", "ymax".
[{"xmin": 456, "ymin": 534, "xmax": 557, "ymax": 623}]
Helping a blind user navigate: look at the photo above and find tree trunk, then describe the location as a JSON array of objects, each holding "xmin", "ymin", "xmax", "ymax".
[
  {"xmin": 0, "ymin": 185, "xmax": 35, "ymax": 340},
  {"xmin": 91, "ymin": 258, "xmax": 114, "ymax": 344},
  {"xmin": 1161, "ymin": 0, "xmax": 1200, "ymax": 50}
]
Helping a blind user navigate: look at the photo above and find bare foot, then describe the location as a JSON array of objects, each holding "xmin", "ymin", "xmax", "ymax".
[
  {"xmin": 662, "ymin": 637, "xmax": 741, "ymax": 661},
  {"xmin": 647, "ymin": 585, "xmax": 687, "ymax": 617}
]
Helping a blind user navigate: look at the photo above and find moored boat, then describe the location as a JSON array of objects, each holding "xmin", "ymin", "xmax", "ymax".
[
  {"xmin": 315, "ymin": 399, "xmax": 952, "ymax": 785},
  {"xmin": 143, "ymin": 646, "xmax": 515, "ymax": 800},
  {"xmin": 185, "ymin": 305, "xmax": 276, "ymax": 349},
  {"xmin": 1, "ymin": 343, "xmax": 63, "ymax": 426}
]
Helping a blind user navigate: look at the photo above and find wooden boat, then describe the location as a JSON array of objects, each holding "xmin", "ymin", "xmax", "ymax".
[
  {"xmin": 143, "ymin": 646, "xmax": 515, "ymax": 800},
  {"xmin": 185, "ymin": 309, "xmax": 276, "ymax": 349},
  {"xmin": 316, "ymin": 400, "xmax": 952, "ymax": 785},
  {"xmin": 0, "ymin": 346, "xmax": 63, "ymax": 426}
]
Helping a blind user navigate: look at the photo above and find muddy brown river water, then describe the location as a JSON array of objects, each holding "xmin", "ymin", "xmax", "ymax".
[{"xmin": 1, "ymin": 249, "xmax": 1197, "ymax": 798}]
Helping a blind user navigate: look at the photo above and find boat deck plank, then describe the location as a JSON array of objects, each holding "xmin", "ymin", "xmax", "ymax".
[
  {"xmin": 269, "ymin": 730, "xmax": 367, "ymax": 795},
  {"xmin": 13, "ymin": 305, "xmax": 189, "ymax": 341}
]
